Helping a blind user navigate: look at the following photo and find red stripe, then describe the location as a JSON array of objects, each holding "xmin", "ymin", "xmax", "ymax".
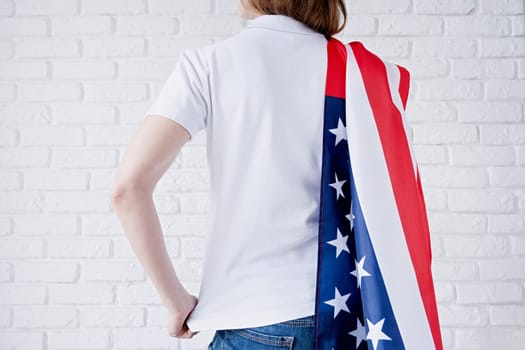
[
  {"xmin": 349, "ymin": 41, "xmax": 443, "ymax": 350},
  {"xmin": 325, "ymin": 38, "xmax": 346, "ymax": 98}
]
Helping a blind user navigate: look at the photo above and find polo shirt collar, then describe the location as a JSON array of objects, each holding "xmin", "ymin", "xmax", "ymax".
[{"xmin": 244, "ymin": 14, "xmax": 323, "ymax": 36}]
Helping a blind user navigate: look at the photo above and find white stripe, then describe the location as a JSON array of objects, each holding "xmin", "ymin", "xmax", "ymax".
[
  {"xmin": 344, "ymin": 43, "xmax": 435, "ymax": 349},
  {"xmin": 384, "ymin": 62, "xmax": 418, "ymax": 180}
]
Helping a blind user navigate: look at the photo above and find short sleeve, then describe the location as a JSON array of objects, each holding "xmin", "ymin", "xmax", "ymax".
[{"xmin": 144, "ymin": 49, "xmax": 210, "ymax": 140}]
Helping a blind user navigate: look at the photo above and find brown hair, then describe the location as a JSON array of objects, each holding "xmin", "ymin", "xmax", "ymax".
[{"xmin": 245, "ymin": 0, "xmax": 347, "ymax": 39}]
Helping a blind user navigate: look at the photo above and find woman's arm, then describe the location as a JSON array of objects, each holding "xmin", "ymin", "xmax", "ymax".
[{"xmin": 110, "ymin": 115, "xmax": 198, "ymax": 337}]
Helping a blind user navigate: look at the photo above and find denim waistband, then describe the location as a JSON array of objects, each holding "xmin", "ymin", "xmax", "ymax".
[{"xmin": 277, "ymin": 314, "xmax": 315, "ymax": 327}]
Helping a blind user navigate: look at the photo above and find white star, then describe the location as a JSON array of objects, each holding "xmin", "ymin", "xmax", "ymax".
[
  {"xmin": 348, "ymin": 317, "xmax": 366, "ymax": 348},
  {"xmin": 346, "ymin": 201, "xmax": 356, "ymax": 230},
  {"xmin": 366, "ymin": 318, "xmax": 392, "ymax": 350},
  {"xmin": 323, "ymin": 286, "xmax": 351, "ymax": 319},
  {"xmin": 350, "ymin": 255, "xmax": 372, "ymax": 288},
  {"xmin": 329, "ymin": 117, "xmax": 347, "ymax": 146},
  {"xmin": 329, "ymin": 172, "xmax": 346, "ymax": 200},
  {"xmin": 326, "ymin": 228, "xmax": 350, "ymax": 258}
]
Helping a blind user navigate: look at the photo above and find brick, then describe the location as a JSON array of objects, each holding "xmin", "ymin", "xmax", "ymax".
[
  {"xmin": 0, "ymin": 0, "xmax": 14, "ymax": 16},
  {"xmin": 413, "ymin": 145, "xmax": 448, "ymax": 164},
  {"xmin": 432, "ymin": 260, "xmax": 478, "ymax": 280},
  {"xmin": 0, "ymin": 128, "xmax": 17, "ymax": 146},
  {"xmin": 0, "ymin": 61, "xmax": 48, "ymax": 79},
  {"xmin": 417, "ymin": 79, "xmax": 483, "ymax": 100},
  {"xmin": 419, "ymin": 166, "xmax": 487, "ymax": 188},
  {"xmin": 44, "ymin": 192, "xmax": 111, "ymax": 213},
  {"xmin": 449, "ymin": 189, "xmax": 515, "ymax": 213},
  {"xmin": 413, "ymin": 123, "xmax": 478, "ymax": 144},
  {"xmin": 81, "ymin": 261, "xmax": 144, "ymax": 281},
  {"xmin": 116, "ymin": 15, "xmax": 177, "ymax": 35},
  {"xmin": 15, "ymin": 262, "xmax": 78, "ymax": 282},
  {"xmin": 0, "ymin": 285, "xmax": 46, "ymax": 304},
  {"xmin": 438, "ymin": 305, "xmax": 488, "ymax": 326},
  {"xmin": 480, "ymin": 0, "xmax": 524, "ymax": 14},
  {"xmin": 27, "ymin": 169, "xmax": 85, "ymax": 194},
  {"xmin": 0, "ymin": 147, "xmax": 49, "ymax": 167},
  {"xmin": 486, "ymin": 79, "xmax": 525, "ymax": 100},
  {"xmin": 0, "ymin": 40, "xmax": 14, "ymax": 58},
  {"xmin": 81, "ymin": 307, "xmax": 145, "ymax": 327},
  {"xmin": 180, "ymin": 236, "xmax": 206, "ymax": 258},
  {"xmin": 488, "ymin": 214, "xmax": 525, "ymax": 233},
  {"xmin": 379, "ymin": 15, "xmax": 443, "ymax": 35},
  {"xmin": 50, "ymin": 284, "xmax": 114, "ymax": 304},
  {"xmin": 0, "ymin": 192, "xmax": 44, "ymax": 214},
  {"xmin": 451, "ymin": 58, "xmax": 516, "ymax": 79},
  {"xmin": 0, "ymin": 239, "xmax": 45, "ymax": 258},
  {"xmin": 489, "ymin": 167, "xmax": 525, "ymax": 187},
  {"xmin": 446, "ymin": 16, "xmax": 511, "ymax": 36},
  {"xmin": 20, "ymin": 126, "xmax": 84, "ymax": 146},
  {"xmin": 412, "ymin": 37, "xmax": 478, "ymax": 57},
  {"xmin": 489, "ymin": 305, "xmax": 525, "ymax": 325},
  {"xmin": 16, "ymin": 38, "xmax": 79, "ymax": 58},
  {"xmin": 53, "ymin": 60, "xmax": 115, "ymax": 79},
  {"xmin": 16, "ymin": 0, "xmax": 77, "ymax": 15},
  {"xmin": 457, "ymin": 102, "xmax": 522, "ymax": 122},
  {"xmin": 0, "ymin": 332, "xmax": 43, "ymax": 349},
  {"xmin": 414, "ymin": 0, "xmax": 476, "ymax": 14},
  {"xmin": 481, "ymin": 38, "xmax": 525, "ymax": 57},
  {"xmin": 52, "ymin": 148, "xmax": 117, "ymax": 168},
  {"xmin": 13, "ymin": 215, "xmax": 78, "ymax": 236},
  {"xmin": 443, "ymin": 235, "xmax": 509, "ymax": 257},
  {"xmin": 52, "ymin": 103, "xmax": 115, "ymax": 124},
  {"xmin": 181, "ymin": 146, "xmax": 208, "ymax": 168},
  {"xmin": 0, "ymin": 262, "xmax": 13, "ymax": 281},
  {"xmin": 0, "ymin": 83, "xmax": 15, "ymax": 101},
  {"xmin": 428, "ymin": 213, "xmax": 487, "ymax": 234},
  {"xmin": 13, "ymin": 307, "xmax": 77, "ymax": 328},
  {"xmin": 456, "ymin": 281, "xmax": 522, "ymax": 303},
  {"xmin": 48, "ymin": 239, "xmax": 111, "ymax": 258},
  {"xmin": 450, "ymin": 145, "xmax": 515, "ymax": 166},
  {"xmin": 18, "ymin": 82, "xmax": 82, "ymax": 102},
  {"xmin": 0, "ymin": 171, "xmax": 20, "ymax": 190},
  {"xmin": 479, "ymin": 258, "xmax": 525, "ymax": 279},
  {"xmin": 158, "ymin": 169, "xmax": 209, "ymax": 192},
  {"xmin": 82, "ymin": 0, "xmax": 144, "ymax": 15},
  {"xmin": 480, "ymin": 124, "xmax": 525, "ymax": 144},
  {"xmin": 52, "ymin": 16, "xmax": 112, "ymax": 35},
  {"xmin": 149, "ymin": 0, "xmax": 212, "ymax": 13},
  {"xmin": 346, "ymin": 0, "xmax": 410, "ymax": 13},
  {"xmin": 0, "ymin": 17, "xmax": 47, "ymax": 37},
  {"xmin": 48, "ymin": 329, "xmax": 110, "ymax": 350},
  {"xmin": 1, "ymin": 104, "xmax": 51, "ymax": 126},
  {"xmin": 83, "ymin": 37, "xmax": 145, "ymax": 57},
  {"xmin": 86, "ymin": 126, "xmax": 137, "ymax": 145},
  {"xmin": 84, "ymin": 82, "xmax": 148, "ymax": 102},
  {"xmin": 342, "ymin": 15, "xmax": 377, "ymax": 36}
]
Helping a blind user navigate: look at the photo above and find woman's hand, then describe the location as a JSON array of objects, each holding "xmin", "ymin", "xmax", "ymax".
[{"xmin": 167, "ymin": 292, "xmax": 200, "ymax": 339}]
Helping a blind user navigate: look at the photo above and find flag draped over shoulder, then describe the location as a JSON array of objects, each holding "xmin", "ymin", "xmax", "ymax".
[{"xmin": 314, "ymin": 37, "xmax": 443, "ymax": 350}]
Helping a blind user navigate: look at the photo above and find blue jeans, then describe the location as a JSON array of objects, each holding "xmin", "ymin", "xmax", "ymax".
[{"xmin": 207, "ymin": 315, "xmax": 315, "ymax": 350}]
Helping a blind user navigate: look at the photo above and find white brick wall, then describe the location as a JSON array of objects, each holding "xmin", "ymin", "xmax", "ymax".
[{"xmin": 0, "ymin": 0, "xmax": 523, "ymax": 349}]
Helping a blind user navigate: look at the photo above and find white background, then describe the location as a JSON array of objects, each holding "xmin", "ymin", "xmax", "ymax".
[{"xmin": 0, "ymin": 0, "xmax": 524, "ymax": 349}]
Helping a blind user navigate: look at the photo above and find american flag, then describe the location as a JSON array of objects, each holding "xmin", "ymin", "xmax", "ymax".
[{"xmin": 313, "ymin": 38, "xmax": 444, "ymax": 350}]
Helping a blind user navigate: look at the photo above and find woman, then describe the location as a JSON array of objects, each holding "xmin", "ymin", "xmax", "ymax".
[{"xmin": 112, "ymin": 0, "xmax": 443, "ymax": 349}]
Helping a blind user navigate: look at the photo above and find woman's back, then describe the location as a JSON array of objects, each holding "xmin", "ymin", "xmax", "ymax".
[{"xmin": 144, "ymin": 15, "xmax": 331, "ymax": 332}]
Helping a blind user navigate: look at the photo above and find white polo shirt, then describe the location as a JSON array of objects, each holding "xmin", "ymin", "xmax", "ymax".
[{"xmin": 144, "ymin": 14, "xmax": 329, "ymax": 332}]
